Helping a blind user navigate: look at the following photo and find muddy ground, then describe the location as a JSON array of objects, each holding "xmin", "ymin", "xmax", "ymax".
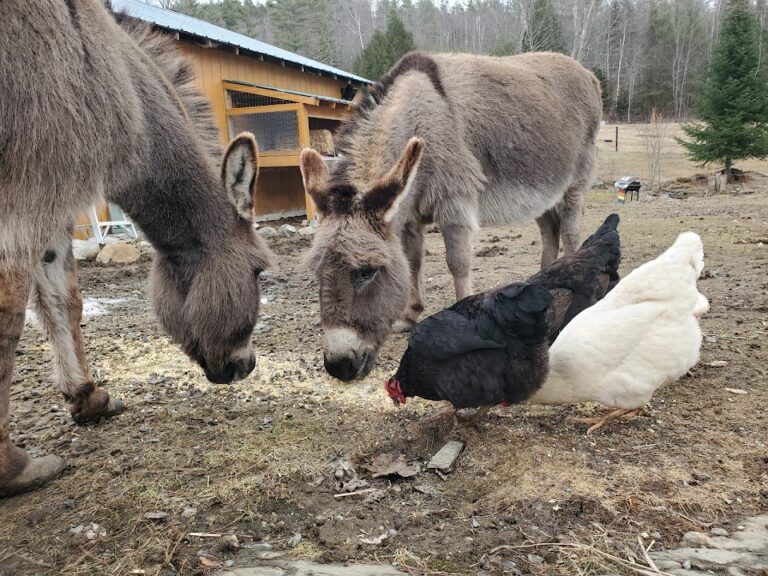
[{"xmin": 2, "ymin": 179, "xmax": 767, "ymax": 576}]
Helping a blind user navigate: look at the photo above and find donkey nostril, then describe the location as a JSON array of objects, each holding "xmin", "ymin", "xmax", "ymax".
[
  {"xmin": 324, "ymin": 354, "xmax": 359, "ymax": 382},
  {"xmin": 203, "ymin": 363, "xmax": 236, "ymax": 384}
]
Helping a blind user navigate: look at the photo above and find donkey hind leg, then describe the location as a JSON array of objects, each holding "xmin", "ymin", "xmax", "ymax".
[
  {"xmin": 393, "ymin": 223, "xmax": 426, "ymax": 333},
  {"xmin": 443, "ymin": 225, "xmax": 475, "ymax": 301},
  {"xmin": 0, "ymin": 265, "xmax": 66, "ymax": 497},
  {"xmin": 30, "ymin": 232, "xmax": 125, "ymax": 424},
  {"xmin": 559, "ymin": 186, "xmax": 585, "ymax": 257},
  {"xmin": 535, "ymin": 209, "xmax": 561, "ymax": 269}
]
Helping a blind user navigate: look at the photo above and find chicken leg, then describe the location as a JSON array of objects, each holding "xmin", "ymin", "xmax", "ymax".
[
  {"xmin": 423, "ymin": 406, "xmax": 461, "ymax": 427},
  {"xmin": 423, "ymin": 405, "xmax": 492, "ymax": 428},
  {"xmin": 460, "ymin": 405, "xmax": 492, "ymax": 426},
  {"xmin": 573, "ymin": 407, "xmax": 646, "ymax": 435}
]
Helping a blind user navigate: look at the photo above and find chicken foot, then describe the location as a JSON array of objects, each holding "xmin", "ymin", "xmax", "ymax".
[
  {"xmin": 423, "ymin": 405, "xmax": 492, "ymax": 428},
  {"xmin": 423, "ymin": 406, "xmax": 461, "ymax": 427},
  {"xmin": 461, "ymin": 405, "xmax": 492, "ymax": 426},
  {"xmin": 573, "ymin": 407, "xmax": 646, "ymax": 435}
]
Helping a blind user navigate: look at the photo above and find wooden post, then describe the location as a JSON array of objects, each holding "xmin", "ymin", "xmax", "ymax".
[
  {"xmin": 615, "ymin": 126, "xmax": 619, "ymax": 151},
  {"xmin": 296, "ymin": 104, "xmax": 316, "ymax": 221}
]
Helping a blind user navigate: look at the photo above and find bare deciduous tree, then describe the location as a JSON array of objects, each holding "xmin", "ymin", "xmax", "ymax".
[{"xmin": 641, "ymin": 108, "xmax": 667, "ymax": 190}]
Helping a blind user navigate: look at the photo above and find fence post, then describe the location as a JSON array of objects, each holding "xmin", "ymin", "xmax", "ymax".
[{"xmin": 615, "ymin": 126, "xmax": 619, "ymax": 152}]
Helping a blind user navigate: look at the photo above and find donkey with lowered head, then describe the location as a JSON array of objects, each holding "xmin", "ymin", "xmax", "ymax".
[
  {"xmin": 302, "ymin": 51, "xmax": 602, "ymax": 381},
  {"xmin": 0, "ymin": 1, "xmax": 273, "ymax": 496}
]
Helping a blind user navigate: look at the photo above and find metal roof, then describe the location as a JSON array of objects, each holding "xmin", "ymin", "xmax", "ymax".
[{"xmin": 110, "ymin": 0, "xmax": 371, "ymax": 85}]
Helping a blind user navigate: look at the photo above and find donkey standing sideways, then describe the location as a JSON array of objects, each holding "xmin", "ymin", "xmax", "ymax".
[
  {"xmin": 0, "ymin": 1, "xmax": 273, "ymax": 496},
  {"xmin": 302, "ymin": 51, "xmax": 602, "ymax": 381}
]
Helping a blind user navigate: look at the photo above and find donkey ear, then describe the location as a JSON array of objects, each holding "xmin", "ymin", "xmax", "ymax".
[
  {"xmin": 299, "ymin": 148, "xmax": 330, "ymax": 217},
  {"xmin": 362, "ymin": 137, "xmax": 425, "ymax": 223},
  {"xmin": 222, "ymin": 132, "xmax": 259, "ymax": 221}
]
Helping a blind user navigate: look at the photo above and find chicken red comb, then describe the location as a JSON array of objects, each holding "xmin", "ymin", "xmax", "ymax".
[{"xmin": 384, "ymin": 378, "xmax": 406, "ymax": 405}]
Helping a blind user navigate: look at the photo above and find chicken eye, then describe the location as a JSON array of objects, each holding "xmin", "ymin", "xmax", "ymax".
[{"xmin": 353, "ymin": 267, "xmax": 378, "ymax": 289}]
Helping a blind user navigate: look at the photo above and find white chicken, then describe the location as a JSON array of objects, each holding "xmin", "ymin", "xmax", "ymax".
[{"xmin": 530, "ymin": 231, "xmax": 709, "ymax": 433}]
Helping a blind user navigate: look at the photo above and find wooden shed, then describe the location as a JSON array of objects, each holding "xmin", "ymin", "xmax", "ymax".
[{"xmin": 77, "ymin": 0, "xmax": 370, "ymax": 237}]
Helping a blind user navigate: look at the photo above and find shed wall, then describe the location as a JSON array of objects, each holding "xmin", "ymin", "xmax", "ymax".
[{"xmin": 179, "ymin": 43, "xmax": 347, "ymax": 147}]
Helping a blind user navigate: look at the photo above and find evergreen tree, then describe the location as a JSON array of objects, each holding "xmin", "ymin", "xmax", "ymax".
[
  {"xmin": 522, "ymin": 0, "xmax": 565, "ymax": 53},
  {"xmin": 679, "ymin": 0, "xmax": 768, "ymax": 178},
  {"xmin": 354, "ymin": 10, "xmax": 416, "ymax": 79},
  {"xmin": 638, "ymin": 0, "xmax": 674, "ymax": 116},
  {"xmin": 267, "ymin": 0, "xmax": 337, "ymax": 65},
  {"xmin": 592, "ymin": 68, "xmax": 612, "ymax": 113}
]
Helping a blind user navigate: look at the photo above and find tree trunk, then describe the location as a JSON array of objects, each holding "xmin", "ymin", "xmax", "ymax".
[
  {"xmin": 613, "ymin": 16, "xmax": 629, "ymax": 117},
  {"xmin": 575, "ymin": 0, "xmax": 597, "ymax": 61}
]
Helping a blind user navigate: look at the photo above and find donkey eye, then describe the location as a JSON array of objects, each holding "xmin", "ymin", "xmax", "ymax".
[{"xmin": 353, "ymin": 267, "xmax": 378, "ymax": 289}]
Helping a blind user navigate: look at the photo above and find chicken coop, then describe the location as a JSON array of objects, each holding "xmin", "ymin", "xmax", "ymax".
[{"xmin": 76, "ymin": 0, "xmax": 370, "ymax": 238}]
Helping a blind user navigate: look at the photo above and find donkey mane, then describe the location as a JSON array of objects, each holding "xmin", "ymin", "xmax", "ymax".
[
  {"xmin": 109, "ymin": 10, "xmax": 222, "ymax": 163},
  {"xmin": 335, "ymin": 52, "xmax": 447, "ymax": 164}
]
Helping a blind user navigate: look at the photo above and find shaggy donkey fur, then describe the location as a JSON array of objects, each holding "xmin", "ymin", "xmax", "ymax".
[
  {"xmin": 0, "ymin": 1, "xmax": 273, "ymax": 496},
  {"xmin": 302, "ymin": 51, "xmax": 601, "ymax": 381}
]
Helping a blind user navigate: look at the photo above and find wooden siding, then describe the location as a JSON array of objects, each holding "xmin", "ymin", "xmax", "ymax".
[
  {"xmin": 180, "ymin": 42, "xmax": 352, "ymax": 220},
  {"xmin": 179, "ymin": 43, "xmax": 347, "ymax": 147},
  {"xmin": 255, "ymin": 168, "xmax": 307, "ymax": 218}
]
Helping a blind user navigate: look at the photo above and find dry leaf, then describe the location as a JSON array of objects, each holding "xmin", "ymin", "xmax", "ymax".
[
  {"xmin": 199, "ymin": 557, "xmax": 222, "ymax": 568},
  {"xmin": 366, "ymin": 453, "xmax": 420, "ymax": 478},
  {"xmin": 340, "ymin": 477, "xmax": 370, "ymax": 492},
  {"xmin": 414, "ymin": 484, "xmax": 440, "ymax": 497},
  {"xmin": 363, "ymin": 489, "xmax": 387, "ymax": 504},
  {"xmin": 360, "ymin": 528, "xmax": 397, "ymax": 545}
]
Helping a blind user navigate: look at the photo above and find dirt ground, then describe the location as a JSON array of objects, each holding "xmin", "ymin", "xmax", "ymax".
[{"xmin": 2, "ymin": 176, "xmax": 768, "ymax": 576}]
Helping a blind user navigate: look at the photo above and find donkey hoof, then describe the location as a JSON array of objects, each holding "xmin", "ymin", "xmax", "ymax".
[
  {"xmin": 71, "ymin": 388, "xmax": 127, "ymax": 424},
  {"xmin": 392, "ymin": 319, "xmax": 416, "ymax": 333},
  {"xmin": 0, "ymin": 455, "xmax": 66, "ymax": 497},
  {"xmin": 105, "ymin": 396, "xmax": 127, "ymax": 417}
]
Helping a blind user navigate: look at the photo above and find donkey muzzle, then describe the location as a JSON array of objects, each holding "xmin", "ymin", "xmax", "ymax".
[
  {"xmin": 323, "ymin": 328, "xmax": 375, "ymax": 381},
  {"xmin": 324, "ymin": 350, "xmax": 372, "ymax": 381},
  {"xmin": 203, "ymin": 350, "xmax": 256, "ymax": 384}
]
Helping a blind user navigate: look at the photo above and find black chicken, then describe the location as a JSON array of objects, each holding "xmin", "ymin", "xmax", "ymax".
[
  {"xmin": 385, "ymin": 215, "xmax": 621, "ymax": 423},
  {"xmin": 529, "ymin": 213, "xmax": 621, "ymax": 342},
  {"xmin": 385, "ymin": 283, "xmax": 553, "ymax": 423}
]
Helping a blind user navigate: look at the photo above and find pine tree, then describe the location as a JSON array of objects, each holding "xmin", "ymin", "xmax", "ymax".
[
  {"xmin": 679, "ymin": 0, "xmax": 768, "ymax": 178},
  {"xmin": 354, "ymin": 9, "xmax": 416, "ymax": 79},
  {"xmin": 522, "ymin": 0, "xmax": 565, "ymax": 53},
  {"xmin": 592, "ymin": 68, "xmax": 612, "ymax": 113},
  {"xmin": 638, "ymin": 0, "xmax": 674, "ymax": 117},
  {"xmin": 267, "ymin": 0, "xmax": 337, "ymax": 65}
]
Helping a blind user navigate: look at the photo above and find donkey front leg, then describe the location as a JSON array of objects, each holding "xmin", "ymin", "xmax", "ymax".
[
  {"xmin": 535, "ymin": 209, "xmax": 561, "ymax": 269},
  {"xmin": 442, "ymin": 225, "xmax": 475, "ymax": 300},
  {"xmin": 393, "ymin": 223, "xmax": 426, "ymax": 333},
  {"xmin": 0, "ymin": 264, "xmax": 66, "ymax": 497},
  {"xmin": 30, "ymin": 232, "xmax": 125, "ymax": 424}
]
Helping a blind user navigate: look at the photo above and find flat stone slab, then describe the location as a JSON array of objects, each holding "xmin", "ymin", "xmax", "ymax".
[
  {"xmin": 427, "ymin": 441, "xmax": 464, "ymax": 473},
  {"xmin": 218, "ymin": 559, "xmax": 404, "ymax": 576}
]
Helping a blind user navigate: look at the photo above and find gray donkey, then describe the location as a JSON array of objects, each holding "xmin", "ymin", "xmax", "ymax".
[
  {"xmin": 0, "ymin": 1, "xmax": 273, "ymax": 496},
  {"xmin": 301, "ymin": 51, "xmax": 602, "ymax": 381}
]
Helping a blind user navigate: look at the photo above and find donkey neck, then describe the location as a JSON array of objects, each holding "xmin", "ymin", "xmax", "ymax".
[{"xmin": 112, "ymin": 167, "xmax": 238, "ymax": 262}]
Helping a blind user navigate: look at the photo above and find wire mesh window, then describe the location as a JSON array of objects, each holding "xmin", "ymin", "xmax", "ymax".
[
  {"xmin": 229, "ymin": 111, "xmax": 299, "ymax": 152},
  {"xmin": 227, "ymin": 89, "xmax": 293, "ymax": 108}
]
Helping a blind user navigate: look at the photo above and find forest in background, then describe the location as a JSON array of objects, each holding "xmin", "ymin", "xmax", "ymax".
[{"xmin": 152, "ymin": 0, "xmax": 768, "ymax": 122}]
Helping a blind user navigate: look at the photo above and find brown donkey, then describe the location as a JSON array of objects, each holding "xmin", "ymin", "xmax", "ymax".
[
  {"xmin": 302, "ymin": 51, "xmax": 602, "ymax": 381},
  {"xmin": 0, "ymin": 2, "xmax": 273, "ymax": 496}
]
